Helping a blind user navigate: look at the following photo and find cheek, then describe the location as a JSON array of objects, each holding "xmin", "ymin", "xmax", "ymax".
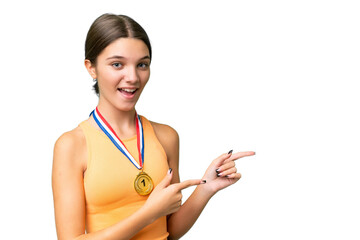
[
  {"xmin": 99, "ymin": 70, "xmax": 122, "ymax": 85},
  {"xmin": 140, "ymin": 71, "xmax": 150, "ymax": 86}
]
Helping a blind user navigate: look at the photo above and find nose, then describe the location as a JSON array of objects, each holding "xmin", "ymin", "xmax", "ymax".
[{"xmin": 124, "ymin": 65, "xmax": 139, "ymax": 84}]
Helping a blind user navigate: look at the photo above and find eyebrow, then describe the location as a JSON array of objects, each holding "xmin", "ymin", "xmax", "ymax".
[{"xmin": 106, "ymin": 55, "xmax": 150, "ymax": 61}]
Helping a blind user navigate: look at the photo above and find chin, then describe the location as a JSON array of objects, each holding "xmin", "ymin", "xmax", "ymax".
[{"xmin": 114, "ymin": 103, "xmax": 137, "ymax": 112}]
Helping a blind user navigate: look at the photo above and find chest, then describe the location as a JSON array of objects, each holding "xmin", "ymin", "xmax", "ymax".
[{"xmin": 84, "ymin": 133, "xmax": 169, "ymax": 208}]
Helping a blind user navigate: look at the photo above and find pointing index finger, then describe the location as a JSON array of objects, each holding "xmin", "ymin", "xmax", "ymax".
[
  {"xmin": 175, "ymin": 179, "xmax": 202, "ymax": 191},
  {"xmin": 225, "ymin": 151, "xmax": 255, "ymax": 162}
]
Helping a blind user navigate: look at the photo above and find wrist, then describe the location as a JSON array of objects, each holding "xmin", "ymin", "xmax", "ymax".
[
  {"xmin": 195, "ymin": 183, "xmax": 216, "ymax": 199},
  {"xmin": 139, "ymin": 203, "xmax": 159, "ymax": 225}
]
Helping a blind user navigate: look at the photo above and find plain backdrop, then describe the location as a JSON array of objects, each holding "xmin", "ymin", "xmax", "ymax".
[{"xmin": 1, "ymin": 0, "xmax": 359, "ymax": 239}]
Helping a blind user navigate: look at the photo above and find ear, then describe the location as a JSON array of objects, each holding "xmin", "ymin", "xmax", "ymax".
[{"xmin": 84, "ymin": 59, "xmax": 97, "ymax": 79}]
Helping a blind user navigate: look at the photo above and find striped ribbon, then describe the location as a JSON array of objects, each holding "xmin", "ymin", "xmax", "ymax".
[{"xmin": 91, "ymin": 107, "xmax": 144, "ymax": 170}]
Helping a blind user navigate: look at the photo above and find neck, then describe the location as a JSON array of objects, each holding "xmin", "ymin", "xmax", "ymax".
[{"xmin": 96, "ymin": 100, "xmax": 137, "ymax": 138}]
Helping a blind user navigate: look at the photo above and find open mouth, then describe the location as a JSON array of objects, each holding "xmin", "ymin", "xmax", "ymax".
[{"xmin": 118, "ymin": 88, "xmax": 138, "ymax": 97}]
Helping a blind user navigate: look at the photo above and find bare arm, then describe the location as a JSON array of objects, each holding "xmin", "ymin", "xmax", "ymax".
[
  {"xmin": 152, "ymin": 122, "xmax": 255, "ymax": 239},
  {"xmin": 151, "ymin": 122, "xmax": 209, "ymax": 239},
  {"xmin": 167, "ymin": 152, "xmax": 255, "ymax": 239}
]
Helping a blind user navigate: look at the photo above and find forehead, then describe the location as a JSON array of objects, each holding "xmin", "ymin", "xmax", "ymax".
[{"xmin": 99, "ymin": 38, "xmax": 150, "ymax": 60}]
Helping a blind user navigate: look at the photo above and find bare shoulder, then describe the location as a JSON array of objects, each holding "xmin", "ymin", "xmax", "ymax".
[
  {"xmin": 53, "ymin": 126, "xmax": 87, "ymax": 172},
  {"xmin": 54, "ymin": 126, "xmax": 85, "ymax": 156},
  {"xmin": 150, "ymin": 121, "xmax": 179, "ymax": 173},
  {"xmin": 150, "ymin": 121, "xmax": 179, "ymax": 148}
]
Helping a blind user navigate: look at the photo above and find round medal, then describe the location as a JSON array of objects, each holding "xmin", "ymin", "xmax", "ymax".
[{"xmin": 134, "ymin": 171, "xmax": 154, "ymax": 195}]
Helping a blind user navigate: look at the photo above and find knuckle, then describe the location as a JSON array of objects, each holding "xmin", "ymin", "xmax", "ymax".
[{"xmin": 169, "ymin": 185, "xmax": 177, "ymax": 192}]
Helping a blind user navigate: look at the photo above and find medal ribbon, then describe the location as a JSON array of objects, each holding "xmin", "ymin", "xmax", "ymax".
[{"xmin": 91, "ymin": 107, "xmax": 144, "ymax": 170}]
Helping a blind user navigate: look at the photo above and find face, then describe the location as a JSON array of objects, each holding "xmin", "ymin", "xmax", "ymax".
[{"xmin": 85, "ymin": 38, "xmax": 151, "ymax": 112}]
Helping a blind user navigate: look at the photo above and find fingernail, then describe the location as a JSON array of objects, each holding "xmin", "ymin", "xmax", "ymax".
[
  {"xmin": 228, "ymin": 150, "xmax": 233, "ymax": 154},
  {"xmin": 168, "ymin": 168, "xmax": 172, "ymax": 174},
  {"xmin": 201, "ymin": 180, "xmax": 206, "ymax": 184},
  {"xmin": 215, "ymin": 168, "xmax": 220, "ymax": 173},
  {"xmin": 217, "ymin": 173, "xmax": 222, "ymax": 177},
  {"xmin": 225, "ymin": 175, "xmax": 230, "ymax": 178}
]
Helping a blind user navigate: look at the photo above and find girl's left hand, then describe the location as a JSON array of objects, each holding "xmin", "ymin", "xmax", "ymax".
[{"xmin": 201, "ymin": 151, "xmax": 255, "ymax": 195}]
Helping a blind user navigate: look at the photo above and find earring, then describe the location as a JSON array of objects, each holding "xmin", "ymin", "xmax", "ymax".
[{"xmin": 93, "ymin": 78, "xmax": 97, "ymax": 82}]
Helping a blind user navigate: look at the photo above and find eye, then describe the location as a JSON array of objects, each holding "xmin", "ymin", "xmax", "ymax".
[
  {"xmin": 138, "ymin": 62, "xmax": 150, "ymax": 69},
  {"xmin": 112, "ymin": 62, "xmax": 123, "ymax": 68}
]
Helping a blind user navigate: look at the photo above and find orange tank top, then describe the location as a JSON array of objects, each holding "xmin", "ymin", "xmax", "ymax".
[{"xmin": 79, "ymin": 116, "xmax": 169, "ymax": 239}]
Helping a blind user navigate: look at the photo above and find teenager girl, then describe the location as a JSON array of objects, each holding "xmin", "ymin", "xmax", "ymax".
[{"xmin": 52, "ymin": 13, "xmax": 255, "ymax": 240}]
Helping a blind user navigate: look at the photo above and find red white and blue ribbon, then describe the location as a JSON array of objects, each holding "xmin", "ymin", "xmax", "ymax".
[{"xmin": 91, "ymin": 107, "xmax": 144, "ymax": 170}]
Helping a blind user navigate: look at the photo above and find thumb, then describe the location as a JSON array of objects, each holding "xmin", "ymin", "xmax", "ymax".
[{"xmin": 156, "ymin": 168, "xmax": 173, "ymax": 189}]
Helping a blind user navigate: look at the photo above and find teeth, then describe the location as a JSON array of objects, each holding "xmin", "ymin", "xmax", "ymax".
[{"xmin": 121, "ymin": 88, "xmax": 136, "ymax": 93}]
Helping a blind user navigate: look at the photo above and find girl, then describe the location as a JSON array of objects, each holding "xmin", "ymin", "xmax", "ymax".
[{"xmin": 52, "ymin": 13, "xmax": 254, "ymax": 240}]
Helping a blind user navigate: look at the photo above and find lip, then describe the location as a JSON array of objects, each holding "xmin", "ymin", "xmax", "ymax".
[{"xmin": 117, "ymin": 87, "xmax": 138, "ymax": 100}]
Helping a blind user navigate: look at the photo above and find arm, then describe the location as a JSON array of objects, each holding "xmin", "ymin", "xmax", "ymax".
[
  {"xmin": 151, "ymin": 122, "xmax": 208, "ymax": 238},
  {"xmin": 52, "ymin": 127, "xmax": 198, "ymax": 240},
  {"xmin": 151, "ymin": 122, "xmax": 255, "ymax": 239},
  {"xmin": 167, "ymin": 152, "xmax": 255, "ymax": 239}
]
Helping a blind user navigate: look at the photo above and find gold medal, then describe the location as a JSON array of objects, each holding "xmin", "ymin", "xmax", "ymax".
[{"xmin": 134, "ymin": 171, "xmax": 154, "ymax": 195}]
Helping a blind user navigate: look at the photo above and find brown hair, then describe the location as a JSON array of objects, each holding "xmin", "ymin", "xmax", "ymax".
[{"xmin": 85, "ymin": 13, "xmax": 152, "ymax": 95}]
